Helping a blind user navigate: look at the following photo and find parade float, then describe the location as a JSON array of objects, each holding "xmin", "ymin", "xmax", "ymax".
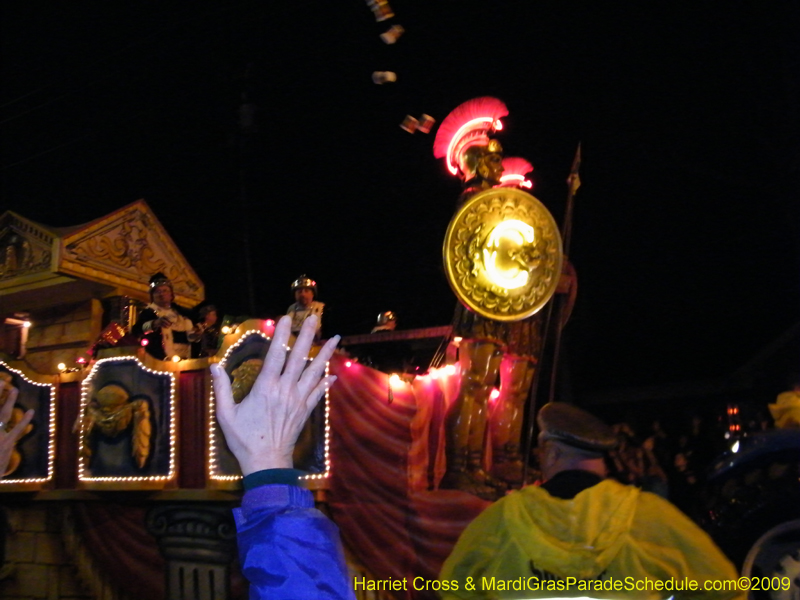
[
  {"xmin": 1, "ymin": 99, "xmax": 796, "ymax": 600},
  {"xmin": 0, "ymin": 96, "xmax": 570, "ymax": 600}
]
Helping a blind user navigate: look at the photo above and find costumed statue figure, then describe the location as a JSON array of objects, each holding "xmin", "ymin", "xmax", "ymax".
[
  {"xmin": 79, "ymin": 383, "xmax": 152, "ymax": 469},
  {"xmin": 0, "ymin": 372, "xmax": 33, "ymax": 476},
  {"xmin": 133, "ymin": 272, "xmax": 202, "ymax": 360},
  {"xmin": 434, "ymin": 98, "xmax": 576, "ymax": 498},
  {"xmin": 286, "ymin": 275, "xmax": 324, "ymax": 340}
]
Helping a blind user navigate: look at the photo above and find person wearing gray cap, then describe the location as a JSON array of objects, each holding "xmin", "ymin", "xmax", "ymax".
[{"xmin": 439, "ymin": 403, "xmax": 743, "ymax": 599}]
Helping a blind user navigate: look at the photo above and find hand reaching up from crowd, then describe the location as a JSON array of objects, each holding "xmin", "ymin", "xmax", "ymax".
[{"xmin": 210, "ymin": 314, "xmax": 338, "ymax": 475}]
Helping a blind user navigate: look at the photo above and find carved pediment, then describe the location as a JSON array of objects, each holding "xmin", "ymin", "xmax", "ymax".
[
  {"xmin": 0, "ymin": 213, "xmax": 55, "ymax": 282},
  {"xmin": 59, "ymin": 200, "xmax": 203, "ymax": 306}
]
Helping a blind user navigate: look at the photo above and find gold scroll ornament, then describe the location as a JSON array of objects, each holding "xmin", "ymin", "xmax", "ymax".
[{"xmin": 443, "ymin": 187, "xmax": 563, "ymax": 321}]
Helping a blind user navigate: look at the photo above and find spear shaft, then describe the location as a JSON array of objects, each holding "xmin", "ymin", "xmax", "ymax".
[
  {"xmin": 522, "ymin": 143, "xmax": 581, "ymax": 484},
  {"xmin": 547, "ymin": 142, "xmax": 581, "ymax": 405}
]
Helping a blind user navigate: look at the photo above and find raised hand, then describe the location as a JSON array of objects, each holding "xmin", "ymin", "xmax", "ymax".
[{"xmin": 210, "ymin": 314, "xmax": 338, "ymax": 475}]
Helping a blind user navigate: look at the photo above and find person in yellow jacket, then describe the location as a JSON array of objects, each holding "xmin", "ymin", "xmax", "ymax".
[{"xmin": 440, "ymin": 403, "xmax": 745, "ymax": 600}]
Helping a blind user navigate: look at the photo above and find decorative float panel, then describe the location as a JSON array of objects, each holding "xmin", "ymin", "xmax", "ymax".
[
  {"xmin": 78, "ymin": 356, "xmax": 176, "ymax": 489},
  {"xmin": 0, "ymin": 361, "xmax": 56, "ymax": 490}
]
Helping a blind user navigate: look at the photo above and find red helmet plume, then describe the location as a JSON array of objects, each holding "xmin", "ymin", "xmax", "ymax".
[
  {"xmin": 433, "ymin": 97, "xmax": 508, "ymax": 179},
  {"xmin": 499, "ymin": 156, "xmax": 534, "ymax": 189}
]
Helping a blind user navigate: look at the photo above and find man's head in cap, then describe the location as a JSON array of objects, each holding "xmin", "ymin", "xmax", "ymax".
[
  {"xmin": 537, "ymin": 402, "xmax": 617, "ymax": 482},
  {"xmin": 149, "ymin": 272, "xmax": 174, "ymax": 309}
]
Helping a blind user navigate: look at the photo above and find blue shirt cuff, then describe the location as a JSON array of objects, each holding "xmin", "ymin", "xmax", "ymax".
[{"xmin": 242, "ymin": 468, "xmax": 306, "ymax": 490}]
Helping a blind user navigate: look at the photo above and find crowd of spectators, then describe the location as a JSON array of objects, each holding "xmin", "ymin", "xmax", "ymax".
[{"xmin": 601, "ymin": 409, "xmax": 777, "ymax": 514}]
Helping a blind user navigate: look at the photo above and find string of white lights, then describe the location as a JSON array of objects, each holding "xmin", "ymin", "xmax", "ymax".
[{"xmin": 77, "ymin": 356, "xmax": 176, "ymax": 483}]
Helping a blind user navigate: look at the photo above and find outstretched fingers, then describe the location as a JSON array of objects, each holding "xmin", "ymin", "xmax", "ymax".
[
  {"xmin": 305, "ymin": 375, "xmax": 337, "ymax": 413},
  {"xmin": 298, "ymin": 334, "xmax": 339, "ymax": 399},
  {"xmin": 282, "ymin": 314, "xmax": 318, "ymax": 384},
  {"xmin": 210, "ymin": 363, "xmax": 236, "ymax": 428},
  {"xmin": 250, "ymin": 315, "xmax": 292, "ymax": 398},
  {"xmin": 0, "ymin": 395, "xmax": 15, "ymax": 425}
]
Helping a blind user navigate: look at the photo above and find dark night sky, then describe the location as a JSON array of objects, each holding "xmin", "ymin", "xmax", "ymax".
[{"xmin": 2, "ymin": 1, "xmax": 799, "ymax": 393}]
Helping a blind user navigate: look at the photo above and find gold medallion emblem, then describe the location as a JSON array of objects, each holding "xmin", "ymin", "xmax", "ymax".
[{"xmin": 443, "ymin": 187, "xmax": 563, "ymax": 321}]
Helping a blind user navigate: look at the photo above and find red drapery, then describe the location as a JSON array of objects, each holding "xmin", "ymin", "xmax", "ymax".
[
  {"xmin": 328, "ymin": 354, "xmax": 489, "ymax": 599},
  {"xmin": 178, "ymin": 369, "xmax": 207, "ymax": 488}
]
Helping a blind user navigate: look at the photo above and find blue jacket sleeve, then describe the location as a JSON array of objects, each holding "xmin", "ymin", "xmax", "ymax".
[{"xmin": 234, "ymin": 484, "xmax": 355, "ymax": 600}]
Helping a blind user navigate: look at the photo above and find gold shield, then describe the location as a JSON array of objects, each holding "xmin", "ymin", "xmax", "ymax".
[{"xmin": 443, "ymin": 187, "xmax": 563, "ymax": 321}]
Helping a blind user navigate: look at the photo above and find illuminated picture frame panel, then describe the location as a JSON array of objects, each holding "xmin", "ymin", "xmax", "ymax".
[
  {"xmin": 0, "ymin": 361, "xmax": 56, "ymax": 490},
  {"xmin": 78, "ymin": 357, "xmax": 176, "ymax": 489}
]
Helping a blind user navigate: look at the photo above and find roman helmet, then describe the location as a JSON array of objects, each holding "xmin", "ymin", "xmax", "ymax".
[
  {"xmin": 291, "ymin": 275, "xmax": 317, "ymax": 297},
  {"xmin": 433, "ymin": 96, "xmax": 508, "ymax": 181}
]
